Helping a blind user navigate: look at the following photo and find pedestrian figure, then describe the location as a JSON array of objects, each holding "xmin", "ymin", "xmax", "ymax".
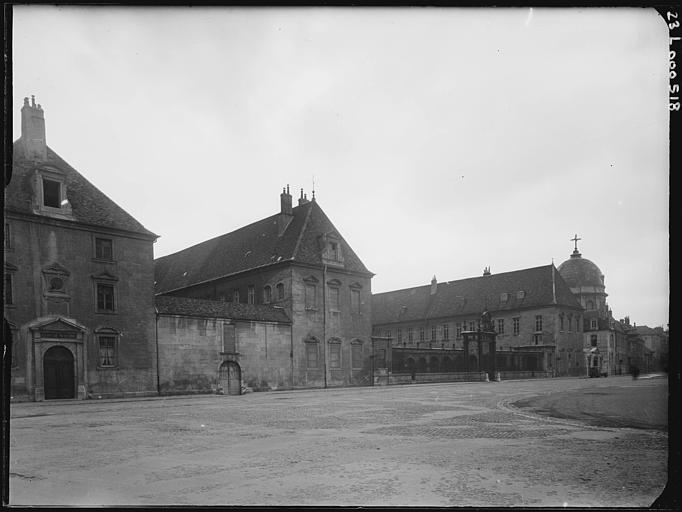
[{"xmin": 632, "ymin": 365, "xmax": 640, "ymax": 380}]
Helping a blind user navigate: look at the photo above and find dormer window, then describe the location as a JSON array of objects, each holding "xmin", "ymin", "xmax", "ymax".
[
  {"xmin": 319, "ymin": 233, "xmax": 344, "ymax": 267},
  {"xmin": 43, "ymin": 178, "xmax": 61, "ymax": 207},
  {"xmin": 34, "ymin": 168, "xmax": 73, "ymax": 219}
]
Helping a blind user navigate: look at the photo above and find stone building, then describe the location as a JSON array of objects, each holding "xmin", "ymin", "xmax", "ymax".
[
  {"xmin": 155, "ymin": 295, "xmax": 292, "ymax": 394},
  {"xmin": 557, "ymin": 236, "xmax": 623, "ymax": 376},
  {"xmin": 154, "ymin": 187, "xmax": 375, "ymax": 389},
  {"xmin": 5, "ymin": 97, "xmax": 159, "ymax": 400},
  {"xmin": 371, "ymin": 264, "xmax": 586, "ymax": 381},
  {"xmin": 629, "ymin": 324, "xmax": 668, "ymax": 371}
]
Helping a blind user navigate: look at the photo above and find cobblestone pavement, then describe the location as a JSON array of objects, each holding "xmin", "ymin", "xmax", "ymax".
[{"xmin": 9, "ymin": 375, "xmax": 667, "ymax": 506}]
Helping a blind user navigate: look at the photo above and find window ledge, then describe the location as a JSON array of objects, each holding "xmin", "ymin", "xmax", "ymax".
[
  {"xmin": 92, "ymin": 258, "xmax": 116, "ymax": 264},
  {"xmin": 95, "ymin": 310, "xmax": 118, "ymax": 315},
  {"xmin": 97, "ymin": 366, "xmax": 119, "ymax": 371}
]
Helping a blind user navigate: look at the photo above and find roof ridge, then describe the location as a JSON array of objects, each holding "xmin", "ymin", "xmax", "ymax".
[{"xmin": 373, "ymin": 264, "xmax": 555, "ymax": 296}]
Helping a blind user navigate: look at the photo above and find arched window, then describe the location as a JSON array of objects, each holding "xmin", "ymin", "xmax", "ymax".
[
  {"xmin": 276, "ymin": 283, "xmax": 284, "ymax": 300},
  {"xmin": 263, "ymin": 285, "xmax": 272, "ymax": 304}
]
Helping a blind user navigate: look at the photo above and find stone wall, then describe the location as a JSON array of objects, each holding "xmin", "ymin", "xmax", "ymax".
[
  {"xmin": 156, "ymin": 314, "xmax": 293, "ymax": 395},
  {"xmin": 6, "ymin": 215, "xmax": 157, "ymax": 400}
]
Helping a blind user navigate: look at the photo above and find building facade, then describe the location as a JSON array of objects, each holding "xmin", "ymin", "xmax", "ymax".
[
  {"xmin": 372, "ymin": 265, "xmax": 586, "ymax": 380},
  {"xmin": 154, "ymin": 187, "xmax": 375, "ymax": 389},
  {"xmin": 155, "ymin": 295, "xmax": 292, "ymax": 394},
  {"xmin": 557, "ymin": 238, "xmax": 623, "ymax": 377},
  {"xmin": 5, "ymin": 97, "xmax": 159, "ymax": 400}
]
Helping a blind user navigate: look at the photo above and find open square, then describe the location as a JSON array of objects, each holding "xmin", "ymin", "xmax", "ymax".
[{"xmin": 9, "ymin": 376, "xmax": 667, "ymax": 506}]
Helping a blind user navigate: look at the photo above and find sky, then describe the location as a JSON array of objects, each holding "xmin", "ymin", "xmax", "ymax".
[{"xmin": 11, "ymin": 6, "xmax": 669, "ymax": 328}]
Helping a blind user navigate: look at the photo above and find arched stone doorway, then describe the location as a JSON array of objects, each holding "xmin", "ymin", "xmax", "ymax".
[
  {"xmin": 43, "ymin": 346, "xmax": 75, "ymax": 399},
  {"xmin": 219, "ymin": 361, "xmax": 242, "ymax": 395}
]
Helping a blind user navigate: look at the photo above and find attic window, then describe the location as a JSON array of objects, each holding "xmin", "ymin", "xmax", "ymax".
[
  {"xmin": 500, "ymin": 292, "xmax": 508, "ymax": 302},
  {"xmin": 516, "ymin": 290, "xmax": 525, "ymax": 300},
  {"xmin": 43, "ymin": 178, "xmax": 61, "ymax": 208}
]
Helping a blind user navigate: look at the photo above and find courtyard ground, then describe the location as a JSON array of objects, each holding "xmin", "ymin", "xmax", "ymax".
[{"xmin": 8, "ymin": 374, "xmax": 668, "ymax": 506}]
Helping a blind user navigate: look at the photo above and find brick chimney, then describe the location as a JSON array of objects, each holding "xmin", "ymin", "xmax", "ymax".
[
  {"xmin": 298, "ymin": 188, "xmax": 310, "ymax": 206},
  {"xmin": 483, "ymin": 266, "xmax": 491, "ymax": 276},
  {"xmin": 430, "ymin": 275, "xmax": 437, "ymax": 295},
  {"xmin": 278, "ymin": 185, "xmax": 293, "ymax": 235},
  {"xmin": 20, "ymin": 96, "xmax": 47, "ymax": 161}
]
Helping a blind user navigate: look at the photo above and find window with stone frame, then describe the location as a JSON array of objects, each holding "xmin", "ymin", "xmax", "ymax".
[
  {"xmin": 351, "ymin": 341, "xmax": 363, "ymax": 369},
  {"xmin": 590, "ymin": 318, "xmax": 597, "ymax": 330},
  {"xmin": 469, "ymin": 320, "xmax": 476, "ymax": 331},
  {"xmin": 419, "ymin": 326, "xmax": 425, "ymax": 343},
  {"xmin": 233, "ymin": 289, "xmax": 240, "ymax": 303},
  {"xmin": 94, "ymin": 237, "xmax": 114, "ymax": 261},
  {"xmin": 513, "ymin": 317, "xmax": 520, "ymax": 336},
  {"xmin": 591, "ymin": 334, "xmax": 598, "ymax": 347},
  {"xmin": 98, "ymin": 336, "xmax": 117, "ymax": 367},
  {"xmin": 535, "ymin": 315, "xmax": 543, "ymax": 332},
  {"xmin": 328, "ymin": 284, "xmax": 340, "ymax": 311},
  {"xmin": 4, "ymin": 273, "xmax": 13, "ymax": 306},
  {"xmin": 350, "ymin": 286, "xmax": 361, "ymax": 314},
  {"xmin": 305, "ymin": 283, "xmax": 317, "ymax": 309},
  {"xmin": 95, "ymin": 329, "xmax": 119, "ymax": 368},
  {"xmin": 568, "ymin": 314, "xmax": 573, "ymax": 332},
  {"xmin": 96, "ymin": 283, "xmax": 115, "ymax": 312},
  {"xmin": 263, "ymin": 285, "xmax": 272, "ymax": 304},
  {"xmin": 442, "ymin": 323, "xmax": 449, "ymax": 341},
  {"xmin": 456, "ymin": 323, "xmax": 462, "ymax": 339},
  {"xmin": 4, "ymin": 223, "xmax": 11, "ymax": 250},
  {"xmin": 431, "ymin": 325, "xmax": 437, "ymax": 341},
  {"xmin": 306, "ymin": 340, "xmax": 319, "ymax": 369},
  {"xmin": 276, "ymin": 283, "xmax": 285, "ymax": 300},
  {"xmin": 397, "ymin": 328, "xmax": 403, "ymax": 344},
  {"xmin": 223, "ymin": 323, "xmax": 236, "ymax": 353},
  {"xmin": 247, "ymin": 285, "xmax": 255, "ymax": 305},
  {"xmin": 497, "ymin": 319, "xmax": 504, "ymax": 334},
  {"xmin": 533, "ymin": 333, "xmax": 542, "ymax": 345},
  {"xmin": 329, "ymin": 340, "xmax": 342, "ymax": 368},
  {"xmin": 407, "ymin": 327, "xmax": 413, "ymax": 343},
  {"xmin": 384, "ymin": 330, "xmax": 392, "ymax": 341}
]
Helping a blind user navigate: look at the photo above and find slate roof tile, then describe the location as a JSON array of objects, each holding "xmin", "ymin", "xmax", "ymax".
[
  {"xmin": 8, "ymin": 142, "xmax": 157, "ymax": 238},
  {"xmin": 155, "ymin": 295, "xmax": 291, "ymax": 323},
  {"xmin": 154, "ymin": 200, "xmax": 372, "ymax": 294},
  {"xmin": 372, "ymin": 265, "xmax": 582, "ymax": 325}
]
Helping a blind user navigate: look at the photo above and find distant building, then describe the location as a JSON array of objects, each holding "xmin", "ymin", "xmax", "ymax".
[
  {"xmin": 5, "ymin": 97, "xmax": 159, "ymax": 400},
  {"xmin": 154, "ymin": 187, "xmax": 375, "ymax": 390},
  {"xmin": 630, "ymin": 325, "xmax": 668, "ymax": 371},
  {"xmin": 371, "ymin": 264, "xmax": 586, "ymax": 380}
]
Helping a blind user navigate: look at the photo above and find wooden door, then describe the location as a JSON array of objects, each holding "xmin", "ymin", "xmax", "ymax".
[{"xmin": 44, "ymin": 346, "xmax": 75, "ymax": 399}]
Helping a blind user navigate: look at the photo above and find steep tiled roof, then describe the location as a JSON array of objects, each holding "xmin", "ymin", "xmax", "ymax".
[
  {"xmin": 154, "ymin": 200, "xmax": 372, "ymax": 294},
  {"xmin": 155, "ymin": 295, "xmax": 291, "ymax": 323},
  {"xmin": 372, "ymin": 265, "xmax": 582, "ymax": 325},
  {"xmin": 8, "ymin": 142, "xmax": 157, "ymax": 238}
]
